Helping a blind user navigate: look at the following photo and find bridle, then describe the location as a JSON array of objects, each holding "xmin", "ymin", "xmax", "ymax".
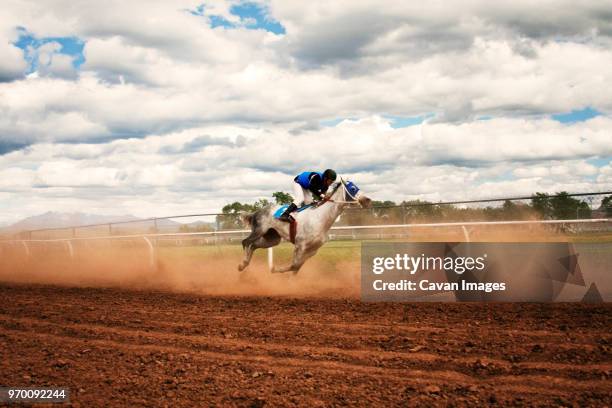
[{"xmin": 319, "ymin": 178, "xmax": 360, "ymax": 205}]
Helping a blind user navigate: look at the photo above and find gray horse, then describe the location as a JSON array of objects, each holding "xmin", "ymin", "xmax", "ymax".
[{"xmin": 238, "ymin": 178, "xmax": 372, "ymax": 274}]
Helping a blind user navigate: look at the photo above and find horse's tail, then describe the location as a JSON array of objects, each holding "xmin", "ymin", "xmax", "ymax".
[{"xmin": 240, "ymin": 211, "xmax": 255, "ymax": 228}]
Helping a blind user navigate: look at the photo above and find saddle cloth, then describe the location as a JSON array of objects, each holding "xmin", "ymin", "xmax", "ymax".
[
  {"xmin": 273, "ymin": 203, "xmax": 312, "ymax": 219},
  {"xmin": 273, "ymin": 204, "xmax": 312, "ymax": 244}
]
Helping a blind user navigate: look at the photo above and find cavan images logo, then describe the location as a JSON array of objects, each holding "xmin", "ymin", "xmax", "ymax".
[{"xmin": 370, "ymin": 252, "xmax": 507, "ymax": 293}]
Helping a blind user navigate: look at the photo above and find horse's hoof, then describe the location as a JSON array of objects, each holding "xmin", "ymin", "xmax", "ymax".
[
  {"xmin": 238, "ymin": 269, "xmax": 253, "ymax": 282},
  {"xmin": 238, "ymin": 264, "xmax": 245, "ymax": 272}
]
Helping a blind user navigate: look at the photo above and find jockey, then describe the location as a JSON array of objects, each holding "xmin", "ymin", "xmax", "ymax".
[{"xmin": 278, "ymin": 169, "xmax": 337, "ymax": 222}]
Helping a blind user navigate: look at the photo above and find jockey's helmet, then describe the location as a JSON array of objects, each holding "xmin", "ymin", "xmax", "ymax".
[{"xmin": 322, "ymin": 169, "xmax": 337, "ymax": 186}]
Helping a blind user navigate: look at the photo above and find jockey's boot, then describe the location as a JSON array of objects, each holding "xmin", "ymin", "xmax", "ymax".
[{"xmin": 278, "ymin": 203, "xmax": 298, "ymax": 223}]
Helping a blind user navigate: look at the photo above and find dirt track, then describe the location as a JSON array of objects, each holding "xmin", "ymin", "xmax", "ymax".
[{"xmin": 0, "ymin": 283, "xmax": 610, "ymax": 407}]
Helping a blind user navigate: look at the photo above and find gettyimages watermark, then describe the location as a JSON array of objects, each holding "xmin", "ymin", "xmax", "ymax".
[{"xmin": 361, "ymin": 242, "xmax": 611, "ymax": 302}]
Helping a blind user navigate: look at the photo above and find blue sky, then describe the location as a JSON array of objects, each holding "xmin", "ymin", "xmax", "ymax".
[
  {"xmin": 191, "ymin": 2, "xmax": 285, "ymax": 34},
  {"xmin": 385, "ymin": 114, "xmax": 436, "ymax": 128},
  {"xmin": 552, "ymin": 107, "xmax": 601, "ymax": 123},
  {"xmin": 321, "ymin": 109, "xmax": 603, "ymax": 129},
  {"xmin": 13, "ymin": 2, "xmax": 285, "ymax": 77},
  {"xmin": 14, "ymin": 27, "xmax": 85, "ymax": 73}
]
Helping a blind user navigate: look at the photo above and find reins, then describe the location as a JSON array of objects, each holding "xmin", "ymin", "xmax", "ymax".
[{"xmin": 320, "ymin": 179, "xmax": 360, "ymax": 205}]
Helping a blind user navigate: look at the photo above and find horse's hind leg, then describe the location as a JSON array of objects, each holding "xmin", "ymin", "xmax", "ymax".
[
  {"xmin": 238, "ymin": 229, "xmax": 281, "ymax": 271},
  {"xmin": 238, "ymin": 243, "xmax": 256, "ymax": 271},
  {"xmin": 258, "ymin": 229, "xmax": 281, "ymax": 248},
  {"xmin": 241, "ymin": 229, "xmax": 259, "ymax": 249}
]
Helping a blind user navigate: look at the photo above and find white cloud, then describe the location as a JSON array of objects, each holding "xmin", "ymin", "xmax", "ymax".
[
  {"xmin": 34, "ymin": 161, "xmax": 121, "ymax": 187},
  {"xmin": 0, "ymin": 0, "xmax": 610, "ymax": 225},
  {"xmin": 1, "ymin": 115, "xmax": 610, "ymax": 225},
  {"xmin": 0, "ymin": 42, "xmax": 26, "ymax": 82}
]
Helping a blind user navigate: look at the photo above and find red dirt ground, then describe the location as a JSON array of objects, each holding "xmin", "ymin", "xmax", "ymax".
[{"xmin": 0, "ymin": 283, "xmax": 610, "ymax": 407}]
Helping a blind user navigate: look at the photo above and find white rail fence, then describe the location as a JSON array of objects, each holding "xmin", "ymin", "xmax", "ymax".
[{"xmin": 1, "ymin": 218, "xmax": 610, "ymax": 272}]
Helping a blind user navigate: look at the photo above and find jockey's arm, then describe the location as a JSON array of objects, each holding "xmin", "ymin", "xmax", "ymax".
[
  {"xmin": 311, "ymin": 189, "xmax": 325, "ymax": 200},
  {"xmin": 312, "ymin": 191, "xmax": 328, "ymax": 206}
]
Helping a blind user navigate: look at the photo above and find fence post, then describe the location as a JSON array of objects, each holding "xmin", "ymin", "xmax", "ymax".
[
  {"xmin": 461, "ymin": 226, "xmax": 471, "ymax": 242},
  {"xmin": 268, "ymin": 247, "xmax": 274, "ymax": 272},
  {"xmin": 65, "ymin": 240, "xmax": 75, "ymax": 259},
  {"xmin": 21, "ymin": 241, "xmax": 30, "ymax": 257},
  {"xmin": 143, "ymin": 237, "xmax": 156, "ymax": 270}
]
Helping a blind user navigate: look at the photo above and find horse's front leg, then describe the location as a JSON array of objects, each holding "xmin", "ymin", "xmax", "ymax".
[
  {"xmin": 272, "ymin": 241, "xmax": 321, "ymax": 274},
  {"xmin": 272, "ymin": 243, "xmax": 307, "ymax": 274}
]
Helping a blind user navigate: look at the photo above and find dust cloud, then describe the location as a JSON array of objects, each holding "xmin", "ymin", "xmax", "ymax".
[
  {"xmin": 0, "ymin": 224, "xmax": 572, "ymax": 298},
  {"xmin": 0, "ymin": 241, "xmax": 360, "ymax": 298}
]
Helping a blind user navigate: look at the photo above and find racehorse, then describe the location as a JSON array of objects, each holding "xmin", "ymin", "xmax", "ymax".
[{"xmin": 238, "ymin": 178, "xmax": 372, "ymax": 274}]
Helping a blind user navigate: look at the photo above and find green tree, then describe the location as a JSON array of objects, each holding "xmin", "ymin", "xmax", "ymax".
[
  {"xmin": 371, "ymin": 200, "xmax": 396, "ymax": 207},
  {"xmin": 531, "ymin": 193, "xmax": 552, "ymax": 219},
  {"xmin": 600, "ymin": 195, "xmax": 612, "ymax": 216},
  {"xmin": 370, "ymin": 200, "xmax": 398, "ymax": 224},
  {"xmin": 216, "ymin": 199, "xmax": 271, "ymax": 230},
  {"xmin": 549, "ymin": 192, "xmax": 591, "ymax": 219},
  {"xmin": 501, "ymin": 200, "xmax": 518, "ymax": 220},
  {"xmin": 272, "ymin": 191, "xmax": 294, "ymax": 205},
  {"xmin": 179, "ymin": 223, "xmax": 213, "ymax": 233},
  {"xmin": 404, "ymin": 200, "xmax": 445, "ymax": 221}
]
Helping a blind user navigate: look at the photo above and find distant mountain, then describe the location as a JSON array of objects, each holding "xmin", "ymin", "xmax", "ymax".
[
  {"xmin": 0, "ymin": 212, "xmax": 225, "ymax": 240},
  {"xmin": 1, "ymin": 211, "xmax": 182, "ymax": 235},
  {"xmin": 5, "ymin": 211, "xmax": 137, "ymax": 231}
]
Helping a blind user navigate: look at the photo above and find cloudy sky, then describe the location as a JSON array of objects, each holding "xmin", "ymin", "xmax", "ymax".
[{"xmin": 0, "ymin": 0, "xmax": 611, "ymax": 226}]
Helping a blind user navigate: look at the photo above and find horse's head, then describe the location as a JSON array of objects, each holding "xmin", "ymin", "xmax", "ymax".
[{"xmin": 337, "ymin": 178, "xmax": 372, "ymax": 208}]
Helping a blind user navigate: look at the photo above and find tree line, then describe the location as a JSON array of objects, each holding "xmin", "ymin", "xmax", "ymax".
[{"xmin": 210, "ymin": 191, "xmax": 610, "ymax": 230}]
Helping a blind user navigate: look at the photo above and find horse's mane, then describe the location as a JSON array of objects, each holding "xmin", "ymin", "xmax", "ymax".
[{"xmin": 327, "ymin": 181, "xmax": 343, "ymax": 197}]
